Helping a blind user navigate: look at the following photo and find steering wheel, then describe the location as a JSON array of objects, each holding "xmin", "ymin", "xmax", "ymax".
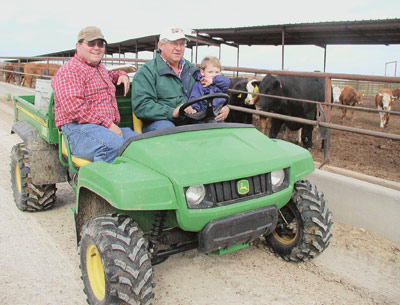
[{"xmin": 178, "ymin": 93, "xmax": 230, "ymax": 121}]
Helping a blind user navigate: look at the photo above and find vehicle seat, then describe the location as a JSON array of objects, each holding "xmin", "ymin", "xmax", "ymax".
[
  {"xmin": 60, "ymin": 133, "xmax": 92, "ymax": 168},
  {"xmin": 132, "ymin": 113, "xmax": 143, "ymax": 133}
]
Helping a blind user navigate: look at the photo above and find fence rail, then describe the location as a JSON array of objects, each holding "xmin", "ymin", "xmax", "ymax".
[{"xmin": 2, "ymin": 55, "xmax": 400, "ymax": 167}]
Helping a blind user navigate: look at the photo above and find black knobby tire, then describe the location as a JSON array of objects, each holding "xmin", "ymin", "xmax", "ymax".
[
  {"xmin": 10, "ymin": 143, "xmax": 57, "ymax": 211},
  {"xmin": 265, "ymin": 179, "xmax": 333, "ymax": 262},
  {"xmin": 80, "ymin": 215, "xmax": 154, "ymax": 305}
]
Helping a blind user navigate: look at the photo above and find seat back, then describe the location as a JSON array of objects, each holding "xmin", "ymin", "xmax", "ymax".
[
  {"xmin": 132, "ymin": 113, "xmax": 143, "ymax": 133},
  {"xmin": 115, "ymin": 84, "xmax": 142, "ymax": 133},
  {"xmin": 59, "ymin": 132, "xmax": 92, "ymax": 173}
]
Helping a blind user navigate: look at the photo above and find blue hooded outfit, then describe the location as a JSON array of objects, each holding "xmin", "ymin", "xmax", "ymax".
[{"xmin": 189, "ymin": 72, "xmax": 230, "ymax": 112}]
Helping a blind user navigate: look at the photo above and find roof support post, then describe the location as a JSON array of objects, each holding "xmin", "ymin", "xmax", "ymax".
[
  {"xmin": 135, "ymin": 41, "xmax": 138, "ymax": 69},
  {"xmin": 118, "ymin": 44, "xmax": 121, "ymax": 66},
  {"xmin": 281, "ymin": 28, "xmax": 285, "ymax": 70},
  {"xmin": 323, "ymin": 44, "xmax": 327, "ymax": 72},
  {"xmin": 195, "ymin": 31, "xmax": 199, "ymax": 64},
  {"xmin": 236, "ymin": 46, "xmax": 240, "ymax": 77},
  {"xmin": 154, "ymin": 38, "xmax": 158, "ymax": 58}
]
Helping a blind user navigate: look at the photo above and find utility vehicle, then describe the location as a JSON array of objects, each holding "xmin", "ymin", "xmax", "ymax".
[{"xmin": 10, "ymin": 79, "xmax": 333, "ymax": 305}]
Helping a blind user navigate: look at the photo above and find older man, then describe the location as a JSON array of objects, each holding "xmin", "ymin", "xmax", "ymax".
[
  {"xmin": 131, "ymin": 28, "xmax": 229, "ymax": 132},
  {"xmin": 52, "ymin": 26, "xmax": 139, "ymax": 163}
]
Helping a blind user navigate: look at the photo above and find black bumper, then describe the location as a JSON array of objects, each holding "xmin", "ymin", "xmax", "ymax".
[{"xmin": 198, "ymin": 206, "xmax": 278, "ymax": 253}]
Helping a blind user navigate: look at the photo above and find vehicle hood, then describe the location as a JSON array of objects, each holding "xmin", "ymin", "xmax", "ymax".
[{"xmin": 120, "ymin": 125, "xmax": 313, "ymax": 187}]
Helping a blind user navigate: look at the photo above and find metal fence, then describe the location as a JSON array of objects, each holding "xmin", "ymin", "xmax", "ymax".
[{"xmin": 1, "ymin": 56, "xmax": 400, "ymax": 166}]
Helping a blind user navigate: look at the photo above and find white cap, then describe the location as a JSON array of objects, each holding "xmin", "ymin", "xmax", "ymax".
[{"xmin": 159, "ymin": 28, "xmax": 189, "ymax": 42}]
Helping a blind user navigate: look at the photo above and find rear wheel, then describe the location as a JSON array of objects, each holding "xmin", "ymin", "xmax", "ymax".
[
  {"xmin": 10, "ymin": 143, "xmax": 56, "ymax": 211},
  {"xmin": 80, "ymin": 214, "xmax": 154, "ymax": 305},
  {"xmin": 265, "ymin": 179, "xmax": 333, "ymax": 261}
]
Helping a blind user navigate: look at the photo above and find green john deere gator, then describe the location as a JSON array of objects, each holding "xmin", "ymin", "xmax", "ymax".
[{"xmin": 10, "ymin": 80, "xmax": 333, "ymax": 305}]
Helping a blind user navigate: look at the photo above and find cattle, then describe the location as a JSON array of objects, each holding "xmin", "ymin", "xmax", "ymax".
[
  {"xmin": 3, "ymin": 63, "xmax": 25, "ymax": 84},
  {"xmin": 392, "ymin": 88, "xmax": 400, "ymax": 100},
  {"xmin": 338, "ymin": 85, "xmax": 363, "ymax": 121},
  {"xmin": 109, "ymin": 65, "xmax": 137, "ymax": 74},
  {"xmin": 24, "ymin": 62, "xmax": 61, "ymax": 88},
  {"xmin": 332, "ymin": 86, "xmax": 341, "ymax": 103},
  {"xmin": 226, "ymin": 77, "xmax": 261, "ymax": 124},
  {"xmin": 375, "ymin": 88, "xmax": 394, "ymax": 128},
  {"xmin": 257, "ymin": 74, "xmax": 326, "ymax": 149}
]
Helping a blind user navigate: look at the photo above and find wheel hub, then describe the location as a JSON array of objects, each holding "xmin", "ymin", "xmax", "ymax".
[
  {"xmin": 15, "ymin": 163, "xmax": 21, "ymax": 193},
  {"xmin": 86, "ymin": 244, "xmax": 105, "ymax": 301}
]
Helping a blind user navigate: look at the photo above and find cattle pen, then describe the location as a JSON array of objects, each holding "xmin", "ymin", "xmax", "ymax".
[{"xmin": 1, "ymin": 55, "xmax": 400, "ymax": 172}]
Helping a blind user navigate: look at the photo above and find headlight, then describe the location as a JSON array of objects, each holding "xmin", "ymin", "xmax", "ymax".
[
  {"xmin": 271, "ymin": 169, "xmax": 285, "ymax": 192},
  {"xmin": 185, "ymin": 185, "xmax": 206, "ymax": 208}
]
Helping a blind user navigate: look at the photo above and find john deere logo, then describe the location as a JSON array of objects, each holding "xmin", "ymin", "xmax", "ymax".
[{"xmin": 237, "ymin": 179, "xmax": 249, "ymax": 195}]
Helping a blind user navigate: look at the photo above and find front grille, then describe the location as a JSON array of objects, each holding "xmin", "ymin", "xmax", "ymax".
[{"xmin": 207, "ymin": 173, "xmax": 272, "ymax": 206}]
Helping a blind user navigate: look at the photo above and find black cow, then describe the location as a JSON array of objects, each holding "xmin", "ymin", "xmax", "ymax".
[
  {"xmin": 226, "ymin": 77, "xmax": 259, "ymax": 124},
  {"xmin": 258, "ymin": 74, "xmax": 325, "ymax": 149}
]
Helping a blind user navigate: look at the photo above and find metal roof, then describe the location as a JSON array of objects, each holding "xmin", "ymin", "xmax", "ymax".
[
  {"xmin": 37, "ymin": 33, "xmax": 219, "ymax": 58},
  {"xmin": 192, "ymin": 19, "xmax": 400, "ymax": 47},
  {"xmin": 35, "ymin": 19, "xmax": 400, "ymax": 59}
]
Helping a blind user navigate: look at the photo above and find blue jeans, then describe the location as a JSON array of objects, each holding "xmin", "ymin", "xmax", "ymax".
[
  {"xmin": 61, "ymin": 123, "xmax": 139, "ymax": 163},
  {"xmin": 142, "ymin": 120, "xmax": 175, "ymax": 133}
]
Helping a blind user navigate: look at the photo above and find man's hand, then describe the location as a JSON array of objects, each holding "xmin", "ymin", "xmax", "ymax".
[
  {"xmin": 215, "ymin": 105, "xmax": 230, "ymax": 122},
  {"xmin": 109, "ymin": 122, "xmax": 123, "ymax": 136},
  {"xmin": 117, "ymin": 75, "xmax": 130, "ymax": 96}
]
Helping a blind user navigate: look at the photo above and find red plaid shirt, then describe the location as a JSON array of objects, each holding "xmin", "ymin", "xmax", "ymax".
[{"xmin": 51, "ymin": 54, "xmax": 127, "ymax": 128}]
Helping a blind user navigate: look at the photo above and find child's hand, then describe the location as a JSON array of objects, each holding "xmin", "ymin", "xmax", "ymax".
[
  {"xmin": 200, "ymin": 77, "xmax": 213, "ymax": 87},
  {"xmin": 184, "ymin": 105, "xmax": 197, "ymax": 114}
]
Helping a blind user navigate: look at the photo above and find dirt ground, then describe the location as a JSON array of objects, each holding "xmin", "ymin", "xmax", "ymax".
[
  {"xmin": 0, "ymin": 96, "xmax": 400, "ymax": 305},
  {"xmin": 253, "ymin": 96, "xmax": 400, "ymax": 183}
]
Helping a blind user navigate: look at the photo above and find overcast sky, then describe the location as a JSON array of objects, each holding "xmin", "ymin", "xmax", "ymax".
[{"xmin": 1, "ymin": 0, "xmax": 399, "ymax": 76}]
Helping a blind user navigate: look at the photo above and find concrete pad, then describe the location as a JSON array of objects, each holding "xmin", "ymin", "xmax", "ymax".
[{"xmin": 307, "ymin": 169, "xmax": 400, "ymax": 244}]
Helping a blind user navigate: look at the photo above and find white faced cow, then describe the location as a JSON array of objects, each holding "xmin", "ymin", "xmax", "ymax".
[
  {"xmin": 226, "ymin": 77, "xmax": 261, "ymax": 124},
  {"xmin": 332, "ymin": 86, "xmax": 342, "ymax": 103},
  {"xmin": 375, "ymin": 88, "xmax": 394, "ymax": 128}
]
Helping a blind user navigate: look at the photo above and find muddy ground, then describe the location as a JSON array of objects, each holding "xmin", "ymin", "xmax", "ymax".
[{"xmin": 253, "ymin": 96, "xmax": 400, "ymax": 183}]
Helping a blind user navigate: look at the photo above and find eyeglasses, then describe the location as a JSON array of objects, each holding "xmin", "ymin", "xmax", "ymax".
[
  {"xmin": 169, "ymin": 41, "xmax": 186, "ymax": 49},
  {"xmin": 83, "ymin": 40, "xmax": 106, "ymax": 48}
]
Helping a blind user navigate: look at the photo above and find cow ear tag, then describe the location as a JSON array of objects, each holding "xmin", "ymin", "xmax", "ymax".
[
  {"xmin": 238, "ymin": 94, "xmax": 242, "ymax": 98},
  {"xmin": 254, "ymin": 85, "xmax": 259, "ymax": 93}
]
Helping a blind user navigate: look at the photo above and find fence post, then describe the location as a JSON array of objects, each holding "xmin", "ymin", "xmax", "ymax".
[{"xmin": 321, "ymin": 76, "xmax": 332, "ymax": 166}]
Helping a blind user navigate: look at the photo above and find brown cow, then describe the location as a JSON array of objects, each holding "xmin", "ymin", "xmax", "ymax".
[
  {"xmin": 24, "ymin": 62, "xmax": 61, "ymax": 88},
  {"xmin": 4, "ymin": 62, "xmax": 25, "ymax": 84},
  {"xmin": 109, "ymin": 65, "xmax": 137, "ymax": 74},
  {"xmin": 339, "ymin": 85, "xmax": 363, "ymax": 121},
  {"xmin": 392, "ymin": 88, "xmax": 400, "ymax": 100},
  {"xmin": 375, "ymin": 88, "xmax": 394, "ymax": 128}
]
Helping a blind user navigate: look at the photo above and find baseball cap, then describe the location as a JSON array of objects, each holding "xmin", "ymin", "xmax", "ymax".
[
  {"xmin": 159, "ymin": 28, "xmax": 189, "ymax": 42},
  {"xmin": 78, "ymin": 26, "xmax": 106, "ymax": 42}
]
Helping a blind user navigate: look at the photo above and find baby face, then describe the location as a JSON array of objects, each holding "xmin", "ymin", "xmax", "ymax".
[{"xmin": 201, "ymin": 64, "xmax": 221, "ymax": 79}]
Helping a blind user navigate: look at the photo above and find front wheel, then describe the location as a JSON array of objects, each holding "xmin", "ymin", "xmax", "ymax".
[
  {"xmin": 264, "ymin": 180, "xmax": 333, "ymax": 261},
  {"xmin": 79, "ymin": 214, "xmax": 154, "ymax": 305}
]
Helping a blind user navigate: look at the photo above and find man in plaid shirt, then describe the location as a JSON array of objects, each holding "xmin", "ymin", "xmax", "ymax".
[{"xmin": 52, "ymin": 26, "xmax": 138, "ymax": 163}]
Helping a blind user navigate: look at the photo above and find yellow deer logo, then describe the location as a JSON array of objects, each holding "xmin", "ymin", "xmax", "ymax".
[{"xmin": 237, "ymin": 179, "xmax": 250, "ymax": 195}]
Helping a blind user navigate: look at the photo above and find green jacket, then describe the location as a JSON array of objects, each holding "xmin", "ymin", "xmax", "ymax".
[{"xmin": 131, "ymin": 53, "xmax": 199, "ymax": 122}]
